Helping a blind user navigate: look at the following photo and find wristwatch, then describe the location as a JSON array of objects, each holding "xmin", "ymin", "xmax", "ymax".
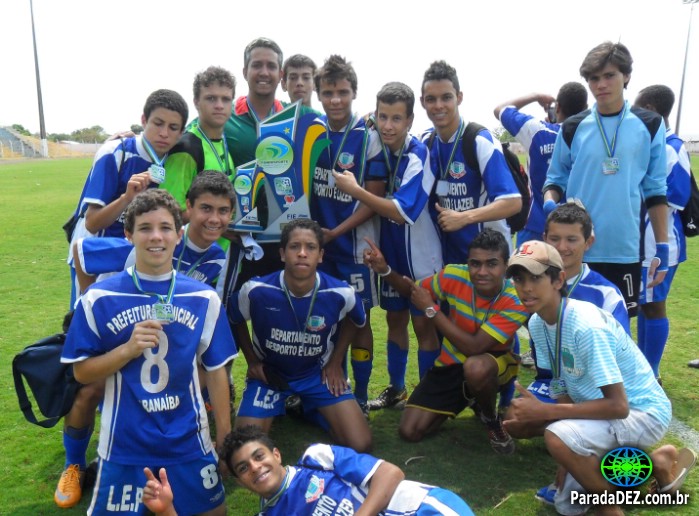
[{"xmin": 424, "ymin": 305, "xmax": 440, "ymax": 319}]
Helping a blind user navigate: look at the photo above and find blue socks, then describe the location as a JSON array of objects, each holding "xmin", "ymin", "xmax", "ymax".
[
  {"xmin": 63, "ymin": 426, "xmax": 92, "ymax": 470},
  {"xmin": 351, "ymin": 348, "xmax": 372, "ymax": 404},
  {"xmin": 640, "ymin": 315, "xmax": 669, "ymax": 378},
  {"xmin": 418, "ymin": 349, "xmax": 440, "ymax": 379},
  {"xmin": 386, "ymin": 341, "xmax": 408, "ymax": 389}
]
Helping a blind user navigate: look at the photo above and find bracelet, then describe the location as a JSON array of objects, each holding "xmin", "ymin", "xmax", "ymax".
[{"xmin": 378, "ymin": 266, "xmax": 392, "ymax": 277}]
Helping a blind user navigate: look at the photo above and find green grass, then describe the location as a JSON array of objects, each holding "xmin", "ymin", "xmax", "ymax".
[{"xmin": 0, "ymin": 157, "xmax": 698, "ymax": 515}]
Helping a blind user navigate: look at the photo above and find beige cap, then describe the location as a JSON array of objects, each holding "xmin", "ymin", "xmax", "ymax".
[{"xmin": 507, "ymin": 240, "xmax": 564, "ymax": 276}]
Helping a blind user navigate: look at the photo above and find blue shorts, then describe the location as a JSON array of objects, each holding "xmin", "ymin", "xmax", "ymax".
[
  {"xmin": 88, "ymin": 452, "xmax": 224, "ymax": 515},
  {"xmin": 640, "ymin": 264, "xmax": 677, "ymax": 304},
  {"xmin": 526, "ymin": 379, "xmax": 557, "ymax": 404},
  {"xmin": 319, "ymin": 261, "xmax": 378, "ymax": 309},
  {"xmin": 237, "ymin": 374, "xmax": 355, "ymax": 419},
  {"xmin": 379, "ymin": 281, "xmax": 422, "ymax": 316}
]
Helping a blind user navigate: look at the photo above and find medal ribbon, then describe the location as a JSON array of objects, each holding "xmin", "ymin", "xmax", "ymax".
[
  {"xmin": 379, "ymin": 137, "xmax": 406, "ymax": 197},
  {"xmin": 543, "ymin": 298, "xmax": 567, "ymax": 379},
  {"xmin": 472, "ymin": 281, "xmax": 504, "ymax": 329},
  {"xmin": 281, "ymin": 273, "xmax": 320, "ymax": 333},
  {"xmin": 260, "ymin": 466, "xmax": 291, "ymax": 511},
  {"xmin": 246, "ymin": 98, "xmax": 276, "ymax": 126},
  {"xmin": 326, "ymin": 114, "xmax": 356, "ymax": 171},
  {"xmin": 566, "ymin": 268, "xmax": 584, "ymax": 299},
  {"xmin": 194, "ymin": 124, "xmax": 231, "ymax": 174},
  {"xmin": 131, "ymin": 267, "xmax": 176, "ymax": 305},
  {"xmin": 175, "ymin": 226, "xmax": 208, "ymax": 277},
  {"xmin": 438, "ymin": 119, "xmax": 465, "ymax": 180},
  {"xmin": 593, "ymin": 101, "xmax": 628, "ymax": 158},
  {"xmin": 141, "ymin": 137, "xmax": 167, "ymax": 167}
]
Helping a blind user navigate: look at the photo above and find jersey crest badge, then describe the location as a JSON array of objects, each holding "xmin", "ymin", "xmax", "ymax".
[
  {"xmin": 306, "ymin": 316, "xmax": 326, "ymax": 332},
  {"xmin": 449, "ymin": 161, "xmax": 466, "ymax": 179},
  {"xmin": 305, "ymin": 475, "xmax": 325, "ymax": 503},
  {"xmin": 337, "ymin": 152, "xmax": 355, "ymax": 170}
]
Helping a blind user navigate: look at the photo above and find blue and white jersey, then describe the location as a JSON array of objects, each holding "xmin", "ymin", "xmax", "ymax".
[
  {"xmin": 366, "ymin": 133, "xmax": 442, "ymax": 279},
  {"xmin": 545, "ymin": 103, "xmax": 667, "ymax": 263},
  {"xmin": 642, "ymin": 129, "xmax": 691, "ymax": 266},
  {"xmin": 530, "ymin": 298, "xmax": 671, "ymax": 427},
  {"xmin": 77, "ymin": 225, "xmax": 226, "ymax": 287},
  {"xmin": 532, "ymin": 263, "xmax": 629, "ymax": 381},
  {"xmin": 425, "ymin": 120, "xmax": 521, "ymax": 265},
  {"xmin": 499, "ymin": 107, "xmax": 559, "ymax": 238},
  {"xmin": 258, "ymin": 444, "xmax": 469, "ymax": 516},
  {"xmin": 567, "ymin": 264, "xmax": 630, "ymax": 335},
  {"xmin": 311, "ymin": 116, "xmax": 381, "ymax": 264},
  {"xmin": 61, "ymin": 269, "xmax": 237, "ymax": 465},
  {"xmin": 81, "ymin": 135, "xmax": 158, "ymax": 238},
  {"xmin": 228, "ymin": 271, "xmax": 366, "ymax": 381}
]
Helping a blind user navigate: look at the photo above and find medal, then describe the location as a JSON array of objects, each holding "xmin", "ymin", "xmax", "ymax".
[
  {"xmin": 149, "ymin": 164, "xmax": 167, "ymax": 184},
  {"xmin": 594, "ymin": 102, "xmax": 627, "ymax": 175},
  {"xmin": 153, "ymin": 302, "xmax": 175, "ymax": 323},
  {"xmin": 549, "ymin": 378, "xmax": 567, "ymax": 399},
  {"xmin": 436, "ymin": 180, "xmax": 449, "ymax": 197},
  {"xmin": 131, "ymin": 267, "xmax": 177, "ymax": 323},
  {"xmin": 142, "ymin": 136, "xmax": 169, "ymax": 184}
]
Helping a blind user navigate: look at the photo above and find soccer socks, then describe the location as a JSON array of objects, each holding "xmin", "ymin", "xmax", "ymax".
[
  {"xmin": 641, "ymin": 316, "xmax": 670, "ymax": 378},
  {"xmin": 63, "ymin": 425, "xmax": 92, "ymax": 470},
  {"xmin": 351, "ymin": 348, "xmax": 372, "ymax": 404},
  {"xmin": 418, "ymin": 349, "xmax": 440, "ymax": 379},
  {"xmin": 386, "ymin": 341, "xmax": 408, "ymax": 390}
]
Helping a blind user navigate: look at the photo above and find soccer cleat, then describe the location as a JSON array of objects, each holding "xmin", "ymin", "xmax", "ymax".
[
  {"xmin": 483, "ymin": 416, "xmax": 515, "ymax": 455},
  {"xmin": 367, "ymin": 385, "xmax": 407, "ymax": 410},
  {"xmin": 285, "ymin": 394, "xmax": 303, "ymax": 419},
  {"xmin": 54, "ymin": 464, "xmax": 83, "ymax": 508},
  {"xmin": 358, "ymin": 400, "xmax": 370, "ymax": 420},
  {"xmin": 535, "ymin": 483, "xmax": 557, "ymax": 505},
  {"xmin": 521, "ymin": 349, "xmax": 535, "ymax": 368}
]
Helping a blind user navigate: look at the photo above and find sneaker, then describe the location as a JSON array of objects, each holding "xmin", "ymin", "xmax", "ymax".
[
  {"xmin": 483, "ymin": 416, "xmax": 515, "ymax": 455},
  {"xmin": 285, "ymin": 394, "xmax": 303, "ymax": 418},
  {"xmin": 82, "ymin": 458, "xmax": 99, "ymax": 494},
  {"xmin": 521, "ymin": 349, "xmax": 535, "ymax": 368},
  {"xmin": 535, "ymin": 483, "xmax": 557, "ymax": 505},
  {"xmin": 54, "ymin": 464, "xmax": 83, "ymax": 508},
  {"xmin": 358, "ymin": 400, "xmax": 370, "ymax": 420},
  {"xmin": 367, "ymin": 385, "xmax": 407, "ymax": 410}
]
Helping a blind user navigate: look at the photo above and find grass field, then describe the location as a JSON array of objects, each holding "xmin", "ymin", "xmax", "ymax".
[{"xmin": 1, "ymin": 157, "xmax": 698, "ymax": 515}]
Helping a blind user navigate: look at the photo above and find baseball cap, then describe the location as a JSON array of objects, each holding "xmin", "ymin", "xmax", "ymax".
[{"xmin": 507, "ymin": 240, "xmax": 564, "ymax": 276}]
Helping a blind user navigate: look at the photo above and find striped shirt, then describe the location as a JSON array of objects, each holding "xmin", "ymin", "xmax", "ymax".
[{"xmin": 418, "ymin": 264, "xmax": 528, "ymax": 366}]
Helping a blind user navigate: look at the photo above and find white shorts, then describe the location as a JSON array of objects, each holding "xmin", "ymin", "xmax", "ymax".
[{"xmin": 546, "ymin": 409, "xmax": 668, "ymax": 516}]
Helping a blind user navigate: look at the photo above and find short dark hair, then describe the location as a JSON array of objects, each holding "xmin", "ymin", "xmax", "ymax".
[
  {"xmin": 244, "ymin": 37, "xmax": 283, "ymax": 70},
  {"xmin": 314, "ymin": 55, "xmax": 357, "ymax": 94},
  {"xmin": 468, "ymin": 228, "xmax": 510, "ymax": 264},
  {"xmin": 421, "ymin": 60, "xmax": 460, "ymax": 94},
  {"xmin": 193, "ymin": 66, "xmax": 236, "ymax": 100},
  {"xmin": 580, "ymin": 42, "xmax": 633, "ymax": 88},
  {"xmin": 545, "ymin": 201, "xmax": 593, "ymax": 240},
  {"xmin": 124, "ymin": 189, "xmax": 183, "ymax": 234},
  {"xmin": 376, "ymin": 82, "xmax": 415, "ymax": 118},
  {"xmin": 635, "ymin": 84, "xmax": 675, "ymax": 119},
  {"xmin": 143, "ymin": 89, "xmax": 189, "ymax": 127},
  {"xmin": 280, "ymin": 218, "xmax": 324, "ymax": 250},
  {"xmin": 186, "ymin": 170, "xmax": 235, "ymax": 208},
  {"xmin": 222, "ymin": 425, "xmax": 277, "ymax": 477},
  {"xmin": 556, "ymin": 82, "xmax": 588, "ymax": 119},
  {"xmin": 283, "ymin": 54, "xmax": 317, "ymax": 75}
]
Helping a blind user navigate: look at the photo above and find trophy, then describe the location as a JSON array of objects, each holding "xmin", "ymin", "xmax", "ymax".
[
  {"xmin": 252, "ymin": 102, "xmax": 330, "ymax": 242},
  {"xmin": 230, "ymin": 160, "xmax": 265, "ymax": 232}
]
